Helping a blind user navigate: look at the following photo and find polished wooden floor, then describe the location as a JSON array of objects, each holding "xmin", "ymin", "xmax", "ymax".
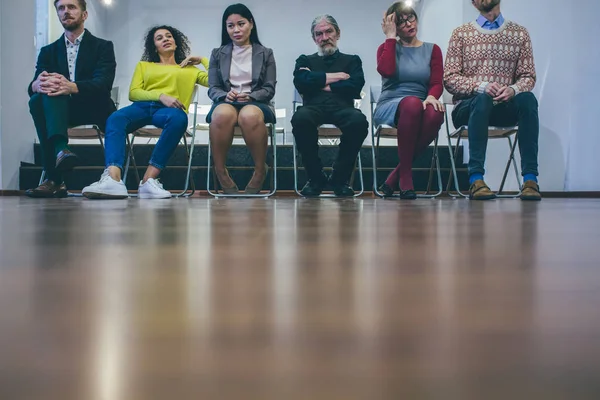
[{"xmin": 1, "ymin": 197, "xmax": 600, "ymax": 399}]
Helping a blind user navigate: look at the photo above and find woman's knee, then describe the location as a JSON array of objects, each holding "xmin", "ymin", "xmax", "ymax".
[
  {"xmin": 423, "ymin": 105, "xmax": 445, "ymax": 127},
  {"xmin": 397, "ymin": 96, "xmax": 424, "ymax": 122},
  {"xmin": 211, "ymin": 104, "xmax": 238, "ymax": 126},
  {"xmin": 166, "ymin": 109, "xmax": 188, "ymax": 131},
  {"xmin": 106, "ymin": 109, "xmax": 129, "ymax": 131},
  {"xmin": 238, "ymin": 106, "xmax": 264, "ymax": 129}
]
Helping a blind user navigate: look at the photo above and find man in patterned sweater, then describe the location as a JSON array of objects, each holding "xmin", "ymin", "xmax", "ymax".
[{"xmin": 444, "ymin": 0, "xmax": 541, "ymax": 201}]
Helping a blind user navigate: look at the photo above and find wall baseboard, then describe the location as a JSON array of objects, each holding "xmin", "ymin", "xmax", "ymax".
[{"xmin": 2, "ymin": 190, "xmax": 600, "ymax": 198}]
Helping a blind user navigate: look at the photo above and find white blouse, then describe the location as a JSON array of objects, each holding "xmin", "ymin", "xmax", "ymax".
[{"xmin": 229, "ymin": 44, "xmax": 253, "ymax": 94}]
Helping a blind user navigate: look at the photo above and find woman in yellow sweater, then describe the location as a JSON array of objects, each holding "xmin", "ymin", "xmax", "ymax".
[{"xmin": 82, "ymin": 25, "xmax": 208, "ymax": 199}]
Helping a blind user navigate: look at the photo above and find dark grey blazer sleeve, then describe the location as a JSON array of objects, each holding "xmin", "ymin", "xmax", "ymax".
[
  {"xmin": 208, "ymin": 48, "xmax": 229, "ymax": 102},
  {"xmin": 249, "ymin": 48, "xmax": 276, "ymax": 103}
]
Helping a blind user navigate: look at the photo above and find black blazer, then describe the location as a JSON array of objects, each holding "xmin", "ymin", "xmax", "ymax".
[
  {"xmin": 28, "ymin": 29, "xmax": 117, "ymax": 122},
  {"xmin": 208, "ymin": 42, "xmax": 276, "ymax": 112}
]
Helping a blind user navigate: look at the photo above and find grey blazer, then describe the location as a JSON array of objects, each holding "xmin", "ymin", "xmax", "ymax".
[{"xmin": 208, "ymin": 42, "xmax": 276, "ymax": 110}]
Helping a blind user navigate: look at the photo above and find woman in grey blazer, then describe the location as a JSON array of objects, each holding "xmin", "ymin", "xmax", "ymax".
[{"xmin": 207, "ymin": 3, "xmax": 277, "ymax": 194}]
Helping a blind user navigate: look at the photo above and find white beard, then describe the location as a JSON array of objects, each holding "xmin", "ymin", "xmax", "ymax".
[{"xmin": 317, "ymin": 45, "xmax": 338, "ymax": 56}]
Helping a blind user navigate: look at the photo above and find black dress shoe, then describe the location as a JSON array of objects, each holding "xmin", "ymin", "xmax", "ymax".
[
  {"xmin": 55, "ymin": 148, "xmax": 80, "ymax": 172},
  {"xmin": 25, "ymin": 180, "xmax": 68, "ymax": 198},
  {"xmin": 300, "ymin": 179, "xmax": 326, "ymax": 197},
  {"xmin": 378, "ymin": 183, "xmax": 394, "ymax": 197},
  {"xmin": 300, "ymin": 171, "xmax": 328, "ymax": 197},
  {"xmin": 332, "ymin": 182, "xmax": 355, "ymax": 197},
  {"xmin": 399, "ymin": 189, "xmax": 417, "ymax": 200}
]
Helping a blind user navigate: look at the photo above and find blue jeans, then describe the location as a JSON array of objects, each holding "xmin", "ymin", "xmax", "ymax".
[
  {"xmin": 452, "ymin": 92, "xmax": 539, "ymax": 177},
  {"xmin": 104, "ymin": 101, "xmax": 188, "ymax": 170}
]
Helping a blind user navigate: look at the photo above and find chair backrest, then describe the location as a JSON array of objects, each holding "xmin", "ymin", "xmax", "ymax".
[
  {"xmin": 442, "ymin": 90, "xmax": 454, "ymax": 105},
  {"xmin": 293, "ymin": 89, "xmax": 303, "ymax": 111},
  {"xmin": 111, "ymin": 86, "xmax": 120, "ymax": 108},
  {"xmin": 370, "ymin": 85, "xmax": 382, "ymax": 105}
]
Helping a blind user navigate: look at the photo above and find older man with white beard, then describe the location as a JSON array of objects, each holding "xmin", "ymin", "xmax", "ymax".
[{"xmin": 291, "ymin": 15, "xmax": 368, "ymax": 197}]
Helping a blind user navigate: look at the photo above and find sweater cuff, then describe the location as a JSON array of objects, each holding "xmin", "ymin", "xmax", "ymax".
[
  {"xmin": 509, "ymin": 84, "xmax": 520, "ymax": 96},
  {"xmin": 477, "ymin": 82, "xmax": 489, "ymax": 94}
]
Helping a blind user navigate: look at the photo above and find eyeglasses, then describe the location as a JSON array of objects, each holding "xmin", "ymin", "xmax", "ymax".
[{"xmin": 397, "ymin": 14, "xmax": 416, "ymax": 28}]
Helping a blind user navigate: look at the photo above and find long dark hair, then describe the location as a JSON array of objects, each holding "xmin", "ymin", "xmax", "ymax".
[
  {"xmin": 141, "ymin": 25, "xmax": 191, "ymax": 64},
  {"xmin": 221, "ymin": 3, "xmax": 262, "ymax": 46}
]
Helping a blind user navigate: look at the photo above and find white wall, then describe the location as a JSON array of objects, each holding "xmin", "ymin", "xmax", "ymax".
[
  {"xmin": 49, "ymin": 0, "xmax": 107, "ymax": 42},
  {"xmin": 2, "ymin": 0, "xmax": 599, "ymax": 190},
  {"xmin": 103, "ymin": 0, "xmax": 463, "ymax": 143},
  {"xmin": 0, "ymin": 3, "xmax": 3, "ymax": 189},
  {"xmin": 104, "ymin": 0, "xmax": 413, "ymax": 117},
  {"xmin": 0, "ymin": 0, "xmax": 37, "ymax": 190}
]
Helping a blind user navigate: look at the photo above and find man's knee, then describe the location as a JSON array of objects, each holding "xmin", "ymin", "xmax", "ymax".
[
  {"xmin": 514, "ymin": 92, "xmax": 538, "ymax": 110},
  {"xmin": 291, "ymin": 108, "xmax": 317, "ymax": 131},
  {"xmin": 344, "ymin": 111, "xmax": 369, "ymax": 138},
  {"xmin": 28, "ymin": 93, "xmax": 44, "ymax": 112},
  {"xmin": 471, "ymin": 93, "xmax": 494, "ymax": 111}
]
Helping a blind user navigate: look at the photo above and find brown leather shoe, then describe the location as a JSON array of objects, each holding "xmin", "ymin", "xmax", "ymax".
[
  {"xmin": 469, "ymin": 179, "xmax": 496, "ymax": 200},
  {"xmin": 24, "ymin": 180, "xmax": 68, "ymax": 198},
  {"xmin": 520, "ymin": 180, "xmax": 542, "ymax": 201},
  {"xmin": 55, "ymin": 148, "xmax": 80, "ymax": 172}
]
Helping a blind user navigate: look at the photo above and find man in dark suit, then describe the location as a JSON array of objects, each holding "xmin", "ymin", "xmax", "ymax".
[
  {"xmin": 26, "ymin": 0, "xmax": 116, "ymax": 198},
  {"xmin": 292, "ymin": 14, "xmax": 368, "ymax": 197}
]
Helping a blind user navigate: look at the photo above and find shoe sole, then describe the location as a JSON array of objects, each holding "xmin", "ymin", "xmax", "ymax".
[
  {"xmin": 55, "ymin": 155, "xmax": 80, "ymax": 173},
  {"xmin": 469, "ymin": 195, "xmax": 497, "ymax": 200},
  {"xmin": 24, "ymin": 192, "xmax": 55, "ymax": 198},
  {"xmin": 138, "ymin": 193, "xmax": 172, "ymax": 199},
  {"xmin": 83, "ymin": 191, "xmax": 128, "ymax": 199},
  {"xmin": 520, "ymin": 196, "xmax": 542, "ymax": 201}
]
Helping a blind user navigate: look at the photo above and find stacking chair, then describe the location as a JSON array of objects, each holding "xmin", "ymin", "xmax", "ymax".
[
  {"xmin": 206, "ymin": 121, "xmax": 277, "ymax": 198},
  {"xmin": 123, "ymin": 84, "xmax": 202, "ymax": 198},
  {"xmin": 39, "ymin": 86, "xmax": 120, "ymax": 197},
  {"xmin": 443, "ymin": 91, "xmax": 522, "ymax": 198},
  {"xmin": 369, "ymin": 85, "xmax": 442, "ymax": 198},
  {"xmin": 292, "ymin": 89, "xmax": 364, "ymax": 197}
]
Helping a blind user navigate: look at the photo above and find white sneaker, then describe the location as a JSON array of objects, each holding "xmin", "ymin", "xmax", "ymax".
[
  {"xmin": 82, "ymin": 169, "xmax": 128, "ymax": 199},
  {"xmin": 138, "ymin": 178, "xmax": 172, "ymax": 199}
]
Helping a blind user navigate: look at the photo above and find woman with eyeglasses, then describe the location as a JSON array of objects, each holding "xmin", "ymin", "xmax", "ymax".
[{"xmin": 374, "ymin": 1, "xmax": 445, "ymax": 199}]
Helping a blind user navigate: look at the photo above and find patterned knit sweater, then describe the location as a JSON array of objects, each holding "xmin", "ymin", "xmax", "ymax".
[{"xmin": 444, "ymin": 20, "xmax": 536, "ymax": 103}]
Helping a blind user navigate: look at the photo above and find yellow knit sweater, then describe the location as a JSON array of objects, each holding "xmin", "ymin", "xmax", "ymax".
[{"xmin": 128, "ymin": 58, "xmax": 209, "ymax": 111}]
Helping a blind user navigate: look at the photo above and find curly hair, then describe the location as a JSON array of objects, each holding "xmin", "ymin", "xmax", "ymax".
[{"xmin": 141, "ymin": 25, "xmax": 191, "ymax": 64}]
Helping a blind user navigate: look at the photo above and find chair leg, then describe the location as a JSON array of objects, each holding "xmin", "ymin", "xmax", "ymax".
[
  {"xmin": 418, "ymin": 137, "xmax": 443, "ymax": 199},
  {"xmin": 67, "ymin": 126, "xmax": 105, "ymax": 198},
  {"xmin": 269, "ymin": 124, "xmax": 277, "ymax": 196},
  {"xmin": 497, "ymin": 134, "xmax": 521, "ymax": 198},
  {"xmin": 292, "ymin": 137, "xmax": 302, "ymax": 196},
  {"xmin": 176, "ymin": 131, "xmax": 196, "ymax": 198},
  {"xmin": 207, "ymin": 123, "xmax": 277, "ymax": 198},
  {"xmin": 123, "ymin": 134, "xmax": 141, "ymax": 187},
  {"xmin": 355, "ymin": 151, "xmax": 364, "ymax": 197},
  {"xmin": 371, "ymin": 131, "xmax": 385, "ymax": 198},
  {"xmin": 446, "ymin": 130, "xmax": 468, "ymax": 198},
  {"xmin": 206, "ymin": 137, "xmax": 219, "ymax": 197}
]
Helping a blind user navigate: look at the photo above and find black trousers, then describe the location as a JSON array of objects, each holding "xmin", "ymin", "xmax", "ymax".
[
  {"xmin": 291, "ymin": 105, "xmax": 368, "ymax": 184},
  {"xmin": 29, "ymin": 94, "xmax": 107, "ymax": 183}
]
